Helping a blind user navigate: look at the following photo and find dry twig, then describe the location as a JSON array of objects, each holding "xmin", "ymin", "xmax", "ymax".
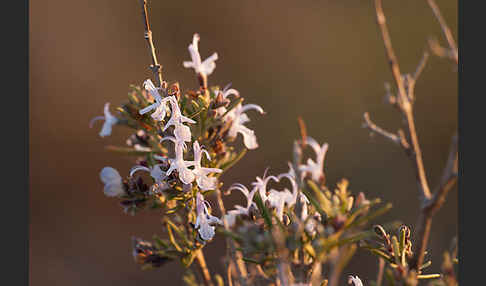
[
  {"xmin": 371, "ymin": 0, "xmax": 458, "ymax": 271},
  {"xmin": 139, "ymin": 0, "xmax": 164, "ymax": 87},
  {"xmin": 196, "ymin": 249, "xmax": 215, "ymax": 286},
  {"xmin": 426, "ymin": 0, "xmax": 458, "ymax": 64}
]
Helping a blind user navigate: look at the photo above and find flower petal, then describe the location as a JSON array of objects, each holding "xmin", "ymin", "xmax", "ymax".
[{"xmin": 100, "ymin": 167, "xmax": 122, "ymax": 184}]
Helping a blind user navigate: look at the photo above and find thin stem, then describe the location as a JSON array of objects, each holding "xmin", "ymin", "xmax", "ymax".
[
  {"xmin": 426, "ymin": 0, "xmax": 458, "ymax": 64},
  {"xmin": 373, "ymin": 0, "xmax": 459, "ymax": 272},
  {"xmin": 410, "ymin": 134, "xmax": 458, "ymax": 269},
  {"xmin": 215, "ymin": 190, "xmax": 248, "ymax": 286},
  {"xmin": 196, "ymin": 249, "xmax": 215, "ymax": 286},
  {"xmin": 376, "ymin": 258, "xmax": 385, "ymax": 286},
  {"xmin": 374, "ymin": 0, "xmax": 432, "ymax": 200},
  {"xmin": 363, "ymin": 112, "xmax": 402, "ymax": 146},
  {"xmin": 139, "ymin": 0, "xmax": 164, "ymax": 87}
]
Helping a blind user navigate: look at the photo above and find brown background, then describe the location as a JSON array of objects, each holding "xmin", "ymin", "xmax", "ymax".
[{"xmin": 30, "ymin": 0, "xmax": 457, "ymax": 285}]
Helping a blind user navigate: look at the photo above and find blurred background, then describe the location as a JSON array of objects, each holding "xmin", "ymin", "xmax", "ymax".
[{"xmin": 30, "ymin": 0, "xmax": 457, "ymax": 285}]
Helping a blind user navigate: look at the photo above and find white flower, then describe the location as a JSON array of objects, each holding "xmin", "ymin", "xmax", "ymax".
[
  {"xmin": 195, "ymin": 193, "xmax": 222, "ymax": 242},
  {"xmin": 277, "ymin": 163, "xmax": 301, "ymax": 205},
  {"xmin": 348, "ymin": 275, "xmax": 363, "ymax": 286},
  {"xmin": 138, "ymin": 79, "xmax": 172, "ymax": 122},
  {"xmin": 267, "ymin": 165, "xmax": 306, "ymax": 221},
  {"xmin": 225, "ymin": 103, "xmax": 265, "ymax": 150},
  {"xmin": 224, "ymin": 171, "xmax": 277, "ymax": 226},
  {"xmin": 162, "ymin": 137, "xmax": 195, "ymax": 184},
  {"xmin": 223, "ymin": 206, "xmax": 249, "ymax": 227},
  {"xmin": 163, "ymin": 97, "xmax": 196, "ymax": 143},
  {"xmin": 100, "ymin": 167, "xmax": 125, "ymax": 197},
  {"xmin": 183, "ymin": 33, "xmax": 218, "ymax": 77},
  {"xmin": 267, "ymin": 188, "xmax": 293, "ymax": 221},
  {"xmin": 214, "ymin": 83, "xmax": 240, "ymax": 117},
  {"xmin": 251, "ymin": 170, "xmax": 279, "ymax": 202},
  {"xmin": 299, "ymin": 136, "xmax": 329, "ymax": 182},
  {"xmin": 223, "ymin": 183, "xmax": 257, "ymax": 227},
  {"xmin": 129, "ymin": 163, "xmax": 166, "ymax": 183},
  {"xmin": 227, "ymin": 183, "xmax": 257, "ymax": 210},
  {"xmin": 191, "ymin": 141, "xmax": 222, "ymax": 190},
  {"xmin": 90, "ymin": 103, "xmax": 118, "ymax": 137}
]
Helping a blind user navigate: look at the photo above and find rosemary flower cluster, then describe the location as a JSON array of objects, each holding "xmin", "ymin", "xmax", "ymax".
[
  {"xmin": 92, "ymin": 33, "xmax": 265, "ymax": 267},
  {"xmin": 91, "ymin": 7, "xmax": 458, "ymax": 281}
]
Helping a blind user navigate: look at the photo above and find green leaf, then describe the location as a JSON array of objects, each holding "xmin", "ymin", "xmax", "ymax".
[
  {"xmin": 347, "ymin": 202, "xmax": 393, "ymax": 229},
  {"xmin": 254, "ymin": 193, "xmax": 273, "ymax": 230},
  {"xmin": 301, "ymin": 184, "xmax": 328, "ymax": 220},
  {"xmin": 242, "ymin": 257, "xmax": 260, "ymax": 264}
]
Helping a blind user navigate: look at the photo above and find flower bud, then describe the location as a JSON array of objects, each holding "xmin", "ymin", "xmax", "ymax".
[{"xmin": 100, "ymin": 167, "xmax": 125, "ymax": 197}]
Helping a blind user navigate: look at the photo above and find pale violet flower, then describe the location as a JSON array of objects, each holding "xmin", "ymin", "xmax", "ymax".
[
  {"xmin": 183, "ymin": 33, "xmax": 218, "ymax": 77},
  {"xmin": 268, "ymin": 165, "xmax": 306, "ymax": 221},
  {"xmin": 251, "ymin": 170, "xmax": 279, "ymax": 202},
  {"xmin": 276, "ymin": 164, "xmax": 317, "ymax": 232},
  {"xmin": 100, "ymin": 167, "xmax": 125, "ymax": 197},
  {"xmin": 214, "ymin": 83, "xmax": 240, "ymax": 117},
  {"xmin": 224, "ymin": 206, "xmax": 250, "ymax": 227},
  {"xmin": 130, "ymin": 163, "xmax": 169, "ymax": 193},
  {"xmin": 162, "ymin": 137, "xmax": 195, "ymax": 184},
  {"xmin": 163, "ymin": 97, "xmax": 196, "ymax": 143},
  {"xmin": 299, "ymin": 136, "xmax": 329, "ymax": 182},
  {"xmin": 138, "ymin": 79, "xmax": 172, "ymax": 122},
  {"xmin": 223, "ymin": 183, "xmax": 258, "ymax": 227},
  {"xmin": 129, "ymin": 163, "xmax": 166, "ymax": 183},
  {"xmin": 267, "ymin": 188, "xmax": 293, "ymax": 221},
  {"xmin": 267, "ymin": 166, "xmax": 300, "ymax": 221},
  {"xmin": 191, "ymin": 141, "xmax": 222, "ymax": 190},
  {"xmin": 280, "ymin": 163, "xmax": 309, "ymax": 205},
  {"xmin": 348, "ymin": 275, "xmax": 363, "ymax": 286},
  {"xmin": 195, "ymin": 193, "xmax": 222, "ymax": 242},
  {"xmin": 223, "ymin": 171, "xmax": 277, "ymax": 227},
  {"xmin": 90, "ymin": 103, "xmax": 118, "ymax": 137},
  {"xmin": 225, "ymin": 103, "xmax": 265, "ymax": 150}
]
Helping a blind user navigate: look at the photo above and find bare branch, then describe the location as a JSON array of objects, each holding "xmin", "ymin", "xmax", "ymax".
[
  {"xmin": 411, "ymin": 134, "xmax": 458, "ymax": 270},
  {"xmin": 427, "ymin": 134, "xmax": 458, "ymax": 215},
  {"xmin": 412, "ymin": 51, "xmax": 430, "ymax": 81},
  {"xmin": 428, "ymin": 37, "xmax": 454, "ymax": 60},
  {"xmin": 374, "ymin": 0, "xmax": 408, "ymax": 107},
  {"xmin": 426, "ymin": 0, "xmax": 458, "ymax": 64},
  {"xmin": 195, "ymin": 249, "xmax": 215, "ymax": 286},
  {"xmin": 374, "ymin": 0, "xmax": 432, "ymax": 201},
  {"xmin": 139, "ymin": 0, "xmax": 164, "ymax": 87},
  {"xmin": 405, "ymin": 51, "xmax": 430, "ymax": 102},
  {"xmin": 363, "ymin": 112, "xmax": 403, "ymax": 146}
]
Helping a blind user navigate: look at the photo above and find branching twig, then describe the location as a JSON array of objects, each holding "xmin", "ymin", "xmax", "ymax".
[
  {"xmin": 426, "ymin": 0, "xmax": 458, "ymax": 64},
  {"xmin": 373, "ymin": 0, "xmax": 458, "ymax": 272},
  {"xmin": 362, "ymin": 112, "xmax": 408, "ymax": 148},
  {"xmin": 412, "ymin": 51, "xmax": 430, "ymax": 81},
  {"xmin": 410, "ymin": 134, "xmax": 458, "ymax": 269},
  {"xmin": 374, "ymin": 0, "xmax": 432, "ymax": 201},
  {"xmin": 139, "ymin": 0, "xmax": 164, "ymax": 87}
]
